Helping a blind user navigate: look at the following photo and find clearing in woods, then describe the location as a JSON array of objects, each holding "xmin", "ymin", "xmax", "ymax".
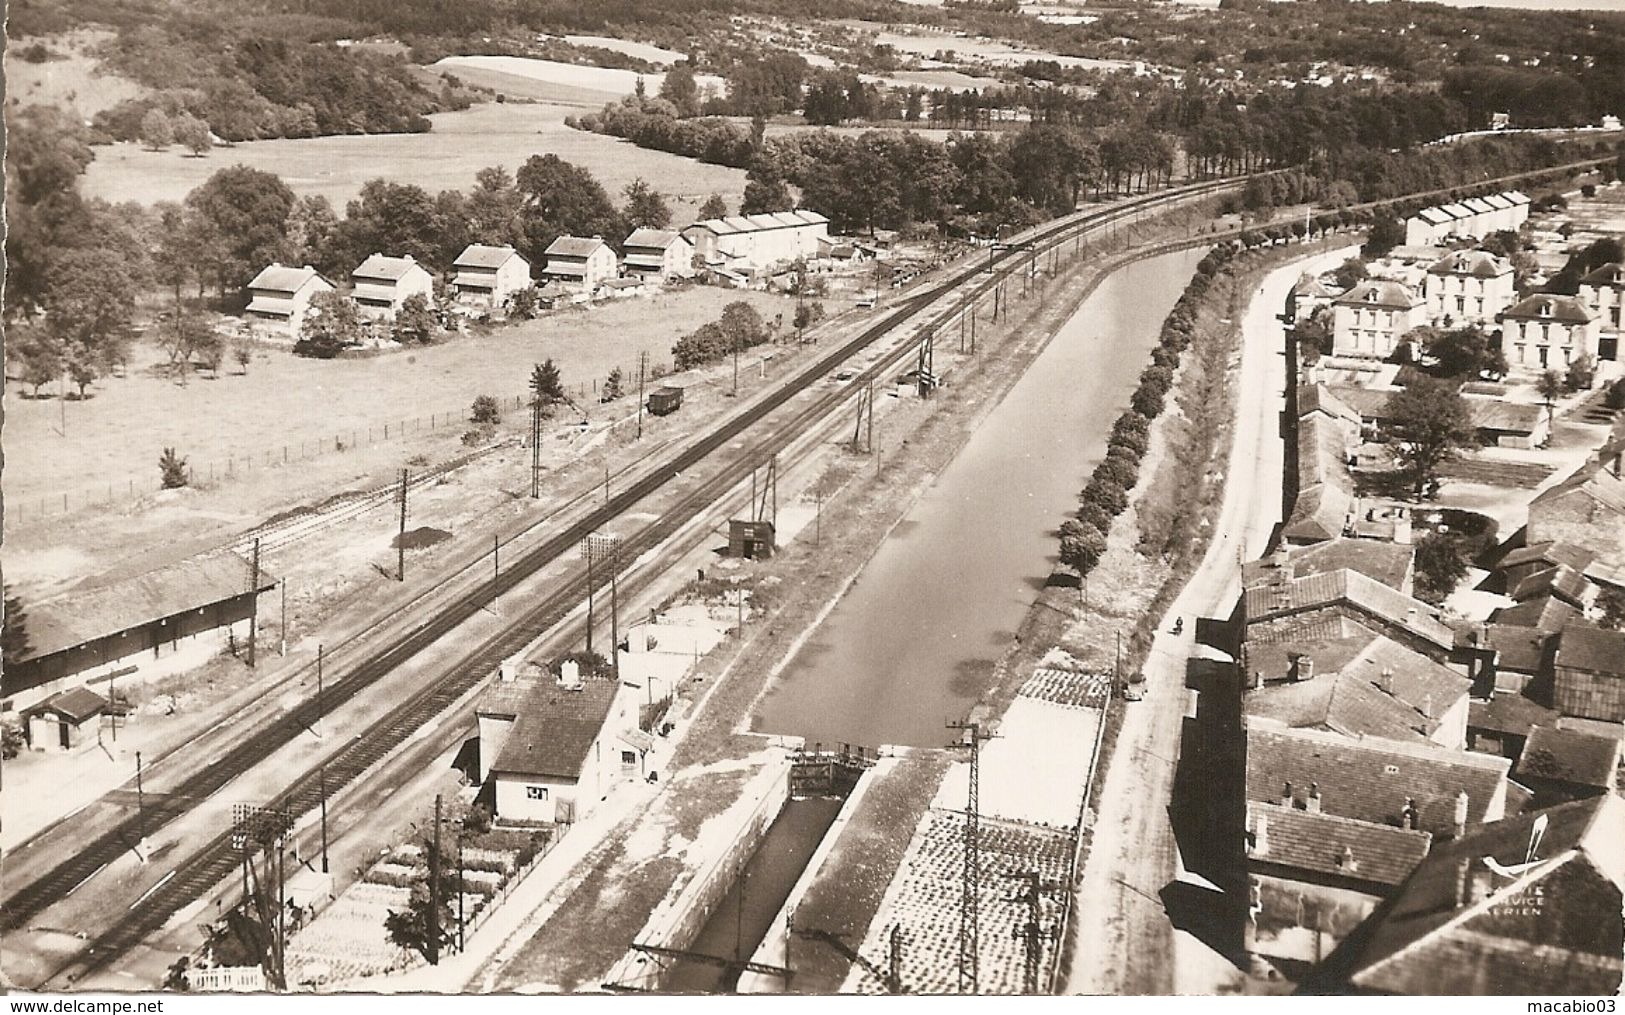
[{"xmin": 79, "ymin": 102, "xmax": 749, "ymax": 210}]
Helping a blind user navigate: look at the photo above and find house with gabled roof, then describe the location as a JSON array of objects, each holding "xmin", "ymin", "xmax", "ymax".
[
  {"xmin": 1422, "ymin": 250, "xmax": 1513, "ymax": 326},
  {"xmin": 1244, "ymin": 539, "xmax": 1416, "ymax": 597},
  {"xmin": 1240, "ymin": 723, "xmax": 1512, "ymax": 971},
  {"xmin": 621, "ymin": 228, "xmax": 694, "ymax": 282},
  {"xmin": 244, "ymin": 263, "xmax": 335, "ymax": 339},
  {"xmin": 1553, "ymin": 625, "xmax": 1625, "ymax": 723},
  {"xmin": 1577, "ymin": 262, "xmax": 1623, "ymax": 342},
  {"xmin": 1527, "ymin": 437, "xmax": 1625, "ymax": 570},
  {"xmin": 1497, "ymin": 293, "xmax": 1599, "ymax": 371},
  {"xmin": 1514, "ymin": 724, "xmax": 1620, "ymax": 805},
  {"xmin": 483, "ymin": 667, "xmax": 644, "ymax": 825},
  {"xmin": 1331, "ymin": 281, "xmax": 1424, "ymax": 359},
  {"xmin": 542, "ymin": 236, "xmax": 617, "ymax": 294},
  {"xmin": 1310, "ymin": 795, "xmax": 1623, "ymax": 995},
  {"xmin": 1243, "ymin": 567, "xmax": 1457, "ymax": 662},
  {"xmin": 1284, "ymin": 387, "xmax": 1360, "ymax": 545},
  {"xmin": 451, "ymin": 244, "xmax": 531, "ymax": 310},
  {"xmin": 350, "ymin": 254, "xmax": 434, "ymax": 321},
  {"xmin": 680, "ymin": 210, "xmax": 829, "ymax": 271}
]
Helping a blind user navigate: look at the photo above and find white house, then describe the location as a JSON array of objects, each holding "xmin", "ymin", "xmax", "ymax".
[
  {"xmin": 349, "ymin": 254, "xmax": 434, "ymax": 321},
  {"xmin": 243, "ymin": 264, "xmax": 334, "ymax": 339},
  {"xmin": 451, "ymin": 244, "xmax": 532, "ymax": 309},
  {"xmin": 543, "ymin": 236, "xmax": 618, "ymax": 293},
  {"xmin": 1579, "ymin": 262, "xmax": 1624, "ymax": 336},
  {"xmin": 1422, "ymin": 250, "xmax": 1515, "ymax": 326},
  {"xmin": 1497, "ymin": 294, "xmax": 1600, "ymax": 371},
  {"xmin": 681, "ymin": 211, "xmax": 830, "ymax": 271},
  {"xmin": 621, "ymin": 228, "xmax": 694, "ymax": 282},
  {"xmin": 484, "ymin": 668, "xmax": 645, "ymax": 825},
  {"xmin": 1331, "ymin": 280, "xmax": 1425, "ymax": 359},
  {"xmin": 1404, "ymin": 191, "xmax": 1529, "ymax": 247}
]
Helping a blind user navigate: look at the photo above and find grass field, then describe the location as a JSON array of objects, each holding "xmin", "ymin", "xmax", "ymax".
[
  {"xmin": 434, "ymin": 56, "xmax": 727, "ymax": 100},
  {"xmin": 79, "ymin": 102, "xmax": 749, "ymax": 210},
  {"xmin": 3, "ymin": 287, "xmax": 794, "ymax": 521},
  {"xmin": 559, "ymin": 35, "xmax": 686, "ymax": 65},
  {"xmin": 4, "ymin": 30, "xmax": 148, "ymax": 117}
]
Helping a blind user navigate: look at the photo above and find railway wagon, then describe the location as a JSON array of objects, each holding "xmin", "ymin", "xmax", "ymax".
[{"xmin": 648, "ymin": 386, "xmax": 684, "ymax": 416}]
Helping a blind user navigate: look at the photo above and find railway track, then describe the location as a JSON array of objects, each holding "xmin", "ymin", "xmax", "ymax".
[{"xmin": 7, "ymin": 178, "xmax": 1241, "ymax": 984}]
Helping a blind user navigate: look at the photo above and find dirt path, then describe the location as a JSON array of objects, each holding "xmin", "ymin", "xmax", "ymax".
[{"xmin": 1063, "ymin": 245, "xmax": 1357, "ymax": 996}]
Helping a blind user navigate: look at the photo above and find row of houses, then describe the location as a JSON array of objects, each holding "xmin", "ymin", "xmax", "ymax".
[
  {"xmin": 1302, "ymin": 251, "xmax": 1625, "ymax": 370},
  {"xmin": 1402, "ymin": 191, "xmax": 1531, "ymax": 248}
]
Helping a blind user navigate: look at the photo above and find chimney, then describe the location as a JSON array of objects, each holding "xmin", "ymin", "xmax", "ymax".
[
  {"xmin": 1281, "ymin": 780, "xmax": 1294, "ymax": 809},
  {"xmin": 1338, "ymin": 845, "xmax": 1356, "ymax": 871},
  {"xmin": 1455, "ymin": 858, "xmax": 1472, "ymax": 907},
  {"xmin": 1379, "ymin": 667, "xmax": 1395, "ymax": 695},
  {"xmin": 1306, "ymin": 782, "xmax": 1322, "ymax": 814},
  {"xmin": 1402, "ymin": 797, "xmax": 1419, "ymax": 830},
  {"xmin": 1454, "ymin": 790, "xmax": 1470, "ymax": 837},
  {"xmin": 559, "ymin": 658, "xmax": 582, "ymax": 689},
  {"xmin": 1251, "ymin": 667, "xmax": 1264, "ymax": 691},
  {"xmin": 1294, "ymin": 655, "xmax": 1315, "ymax": 682},
  {"xmin": 403, "ymin": 254, "xmax": 415, "ymax": 261},
  {"xmin": 1251, "ymin": 812, "xmax": 1269, "ymax": 856}
]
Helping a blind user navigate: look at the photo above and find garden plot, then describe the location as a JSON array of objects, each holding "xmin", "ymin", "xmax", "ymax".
[
  {"xmin": 935, "ymin": 696, "xmax": 1100, "ymax": 830},
  {"xmin": 843, "ymin": 809, "xmax": 1071, "ymax": 994}
]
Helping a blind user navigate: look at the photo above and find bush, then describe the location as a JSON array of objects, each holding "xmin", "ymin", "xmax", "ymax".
[
  {"xmin": 1094, "ymin": 455, "xmax": 1138, "ymax": 491},
  {"xmin": 470, "ymin": 395, "xmax": 501, "ymax": 425},
  {"xmin": 1082, "ymin": 477, "xmax": 1129, "ymax": 517},
  {"xmin": 1139, "ymin": 363, "xmax": 1174, "ymax": 395},
  {"xmin": 1131, "ymin": 384, "xmax": 1166, "ymax": 419},
  {"xmin": 1605, "ymin": 377, "xmax": 1625, "ymax": 411},
  {"xmin": 1075, "ymin": 500, "xmax": 1112, "ymax": 534},
  {"xmin": 1109, "ymin": 426, "xmax": 1149, "ymax": 457},
  {"xmin": 159, "ymin": 447, "xmax": 188, "ymax": 489},
  {"xmin": 1112, "ymin": 411, "xmax": 1150, "ymax": 443}
]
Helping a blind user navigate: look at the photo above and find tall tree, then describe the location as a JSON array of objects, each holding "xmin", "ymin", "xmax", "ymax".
[
  {"xmin": 185, "ymin": 166, "xmax": 297, "ymax": 292},
  {"xmin": 530, "ymin": 359, "xmax": 566, "ymax": 415},
  {"xmin": 698, "ymin": 194, "xmax": 728, "ymax": 220},
  {"xmin": 331, "ymin": 179, "xmax": 445, "ymax": 270},
  {"xmin": 173, "ymin": 112, "xmax": 212, "ymax": 156},
  {"xmin": 514, "ymin": 154, "xmax": 623, "ymax": 265},
  {"xmin": 466, "ymin": 166, "xmax": 523, "ymax": 247},
  {"xmin": 658, "ymin": 62, "xmax": 700, "ymax": 118},
  {"xmin": 622, "ymin": 179, "xmax": 671, "ymax": 229},
  {"xmin": 139, "ymin": 108, "xmax": 174, "ymax": 151},
  {"xmin": 393, "ymin": 293, "xmax": 438, "ymax": 344},
  {"xmin": 1389, "ymin": 376, "xmax": 1473, "ymax": 498}
]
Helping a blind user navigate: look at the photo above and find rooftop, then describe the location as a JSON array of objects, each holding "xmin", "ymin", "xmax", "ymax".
[
  {"xmin": 1244, "ymin": 567, "xmax": 1455, "ymax": 652},
  {"xmin": 623, "ymin": 228, "xmax": 684, "ymax": 250},
  {"xmin": 1555, "ymin": 625, "xmax": 1625, "ymax": 677},
  {"xmin": 489, "ymin": 677, "xmax": 622, "ymax": 781},
  {"xmin": 1509, "ymin": 564, "xmax": 1593, "ymax": 606},
  {"xmin": 1468, "ymin": 691, "xmax": 1559, "ymax": 737},
  {"xmin": 1427, "ymin": 250, "xmax": 1511, "ymax": 279},
  {"xmin": 1579, "ymin": 262, "xmax": 1624, "ymax": 288},
  {"xmin": 1333, "ymin": 280, "xmax": 1421, "ymax": 311},
  {"xmin": 247, "ymin": 263, "xmax": 329, "ymax": 293},
  {"xmin": 1245, "ymin": 723, "xmax": 1510, "ymax": 837},
  {"xmin": 1499, "ymin": 293, "xmax": 1596, "ymax": 325},
  {"xmin": 453, "ymin": 244, "xmax": 525, "ymax": 270},
  {"xmin": 1315, "ymin": 795, "xmax": 1623, "ymax": 995},
  {"xmin": 1247, "ymin": 801, "xmax": 1431, "ymax": 888},
  {"xmin": 1516, "ymin": 725, "xmax": 1621, "ymax": 789},
  {"xmin": 545, "ymin": 236, "xmax": 609, "ymax": 259},
  {"xmin": 22, "ymin": 686, "xmax": 110, "ymax": 723},
  {"xmin": 352, "ymin": 253, "xmax": 425, "ymax": 282},
  {"xmin": 1488, "ymin": 594, "xmax": 1583, "ymax": 633},
  {"xmin": 1244, "ymin": 539, "xmax": 1414, "ymax": 593}
]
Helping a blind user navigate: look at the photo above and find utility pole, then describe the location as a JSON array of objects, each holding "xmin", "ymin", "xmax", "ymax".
[
  {"xmin": 279, "ymin": 579, "xmax": 287, "ymax": 657},
  {"xmin": 947, "ymin": 720, "xmax": 994, "ymax": 994},
  {"xmin": 530, "ymin": 396, "xmax": 542, "ymax": 499},
  {"xmin": 1010, "ymin": 872, "xmax": 1060, "ymax": 994},
  {"xmin": 248, "ymin": 538, "xmax": 261, "ymax": 669},
  {"xmin": 320, "ymin": 763, "xmax": 329, "ymax": 874},
  {"xmin": 732, "ymin": 336, "xmax": 741, "ymax": 397},
  {"xmin": 429, "ymin": 793, "xmax": 442, "ymax": 966},
  {"xmin": 136, "ymin": 751, "xmax": 145, "ymax": 843},
  {"xmin": 585, "ymin": 538, "xmax": 596, "ymax": 656},
  {"xmin": 636, "ymin": 351, "xmax": 647, "ymax": 440},
  {"xmin": 492, "ymin": 535, "xmax": 501, "ymax": 614},
  {"xmin": 814, "ymin": 482, "xmax": 823, "ymax": 547},
  {"xmin": 316, "ymin": 644, "xmax": 325, "ymax": 730}
]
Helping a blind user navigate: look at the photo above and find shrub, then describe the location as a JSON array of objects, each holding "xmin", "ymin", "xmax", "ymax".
[
  {"xmin": 1082, "ymin": 477, "xmax": 1129, "ymax": 517},
  {"xmin": 1131, "ymin": 384, "xmax": 1166, "ymax": 419},
  {"xmin": 1095, "ymin": 455, "xmax": 1138, "ymax": 491},
  {"xmin": 1109, "ymin": 426, "xmax": 1149, "ymax": 457},
  {"xmin": 1075, "ymin": 500, "xmax": 1112, "ymax": 534},
  {"xmin": 159, "ymin": 447, "xmax": 188, "ymax": 489},
  {"xmin": 1112, "ymin": 411, "xmax": 1150, "ymax": 442},
  {"xmin": 470, "ymin": 395, "xmax": 501, "ymax": 425},
  {"xmin": 1139, "ymin": 363, "xmax": 1174, "ymax": 394}
]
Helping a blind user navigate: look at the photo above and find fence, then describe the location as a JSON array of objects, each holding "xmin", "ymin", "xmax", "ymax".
[{"xmin": 9, "ymin": 362, "xmax": 674, "ymax": 532}]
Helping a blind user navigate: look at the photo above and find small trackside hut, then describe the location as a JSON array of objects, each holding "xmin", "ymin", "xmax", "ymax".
[{"xmin": 647, "ymin": 386, "xmax": 684, "ymax": 417}]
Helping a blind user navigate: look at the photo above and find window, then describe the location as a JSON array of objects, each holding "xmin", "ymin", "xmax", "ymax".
[
  {"xmin": 621, "ymin": 751, "xmax": 637, "ymax": 766},
  {"xmin": 526, "ymin": 786, "xmax": 548, "ymax": 800}
]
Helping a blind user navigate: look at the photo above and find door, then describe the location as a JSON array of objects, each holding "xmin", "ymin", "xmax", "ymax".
[{"xmin": 59, "ymin": 719, "xmax": 71, "ymax": 750}]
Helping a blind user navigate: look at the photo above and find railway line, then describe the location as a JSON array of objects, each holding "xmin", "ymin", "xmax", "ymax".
[{"xmin": 5, "ymin": 177, "xmax": 1241, "ymax": 986}]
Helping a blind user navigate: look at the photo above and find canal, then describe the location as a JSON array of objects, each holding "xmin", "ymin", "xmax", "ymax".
[{"xmin": 752, "ymin": 247, "xmax": 1206, "ymax": 748}]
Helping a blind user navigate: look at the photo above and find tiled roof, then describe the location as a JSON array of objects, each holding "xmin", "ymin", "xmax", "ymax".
[
  {"xmin": 1555, "ymin": 625, "xmax": 1625, "ymax": 677},
  {"xmin": 1244, "ymin": 539, "xmax": 1414, "ymax": 593},
  {"xmin": 1326, "ymin": 385, "xmax": 1543, "ymax": 436},
  {"xmin": 247, "ymin": 263, "xmax": 330, "ymax": 293},
  {"xmin": 1427, "ymin": 250, "xmax": 1511, "ymax": 279},
  {"xmin": 1488, "ymin": 594, "xmax": 1583, "ymax": 633},
  {"xmin": 1245, "ymin": 724, "xmax": 1510, "ymax": 837},
  {"xmin": 1247, "ymin": 801, "xmax": 1431, "ymax": 887},
  {"xmin": 1500, "ymin": 541, "xmax": 1596, "ymax": 573},
  {"xmin": 352, "ymin": 254, "xmax": 426, "ymax": 282},
  {"xmin": 1438, "ymin": 202, "xmax": 1473, "ymax": 221},
  {"xmin": 1291, "ymin": 274, "xmax": 1334, "ymax": 298},
  {"xmin": 1462, "ymin": 197, "xmax": 1496, "ymax": 216},
  {"xmin": 1516, "ymin": 725, "xmax": 1620, "ymax": 788},
  {"xmin": 1333, "ymin": 280, "xmax": 1421, "ymax": 311},
  {"xmin": 17, "ymin": 553, "xmax": 279, "ymax": 665},
  {"xmin": 453, "ymin": 244, "xmax": 525, "ymax": 270},
  {"xmin": 1505, "ymin": 190, "xmax": 1531, "ymax": 205},
  {"xmin": 22, "ymin": 686, "xmax": 110, "ymax": 723},
  {"xmin": 1417, "ymin": 207, "xmax": 1454, "ymax": 226},
  {"xmin": 1296, "ymin": 384, "xmax": 1360, "ymax": 424},
  {"xmin": 544, "ymin": 236, "xmax": 608, "ymax": 259},
  {"xmin": 623, "ymin": 228, "xmax": 683, "ymax": 250},
  {"xmin": 1284, "ymin": 411, "xmax": 1356, "ymax": 543},
  {"xmin": 489, "ymin": 678, "xmax": 621, "ymax": 781},
  {"xmin": 1468, "ymin": 692, "xmax": 1559, "ymax": 737},
  {"xmin": 1244, "ymin": 568, "xmax": 1455, "ymax": 651},
  {"xmin": 1509, "ymin": 564, "xmax": 1592, "ymax": 605},
  {"xmin": 1316, "ymin": 796, "xmax": 1624, "ymax": 995},
  {"xmin": 1483, "ymin": 193, "xmax": 1514, "ymax": 211},
  {"xmin": 1500, "ymin": 294, "xmax": 1595, "ymax": 325},
  {"xmin": 1478, "ymin": 624, "xmax": 1552, "ymax": 674},
  {"xmin": 1531, "ymin": 454, "xmax": 1625, "ymax": 518},
  {"xmin": 477, "ymin": 678, "xmax": 538, "ymax": 720},
  {"xmin": 1579, "ymin": 262, "xmax": 1625, "ymax": 288}
]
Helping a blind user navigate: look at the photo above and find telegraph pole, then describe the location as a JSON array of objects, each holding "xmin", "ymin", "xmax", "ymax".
[
  {"xmin": 397, "ymin": 469, "xmax": 408, "ymax": 581},
  {"xmin": 136, "ymin": 751, "xmax": 145, "ymax": 842},
  {"xmin": 320, "ymin": 763, "xmax": 329, "ymax": 874},
  {"xmin": 248, "ymin": 538, "xmax": 261, "ymax": 669},
  {"xmin": 279, "ymin": 579, "xmax": 287, "ymax": 657},
  {"xmin": 585, "ymin": 538, "xmax": 596, "ymax": 656},
  {"xmin": 530, "ymin": 396, "xmax": 542, "ymax": 499},
  {"xmin": 636, "ymin": 351, "xmax": 647, "ymax": 440},
  {"xmin": 429, "ymin": 793, "xmax": 442, "ymax": 966},
  {"xmin": 947, "ymin": 720, "xmax": 994, "ymax": 994},
  {"xmin": 316, "ymin": 644, "xmax": 325, "ymax": 730},
  {"xmin": 492, "ymin": 535, "xmax": 501, "ymax": 614}
]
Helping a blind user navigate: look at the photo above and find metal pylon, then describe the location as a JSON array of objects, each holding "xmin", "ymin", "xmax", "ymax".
[{"xmin": 947, "ymin": 720, "xmax": 994, "ymax": 993}]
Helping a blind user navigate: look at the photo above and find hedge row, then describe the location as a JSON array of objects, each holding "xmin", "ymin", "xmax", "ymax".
[{"xmin": 1057, "ymin": 241, "xmax": 1249, "ymax": 579}]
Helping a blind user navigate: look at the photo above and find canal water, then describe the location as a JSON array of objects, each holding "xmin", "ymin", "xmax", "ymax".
[
  {"xmin": 661, "ymin": 795, "xmax": 845, "ymax": 992},
  {"xmin": 753, "ymin": 248, "xmax": 1206, "ymax": 748}
]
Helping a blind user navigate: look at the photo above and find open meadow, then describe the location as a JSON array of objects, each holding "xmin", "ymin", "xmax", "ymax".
[
  {"xmin": 4, "ymin": 29, "xmax": 147, "ymax": 117},
  {"xmin": 79, "ymin": 102, "xmax": 749, "ymax": 211},
  {"xmin": 4, "ymin": 287, "xmax": 795, "ymax": 524}
]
